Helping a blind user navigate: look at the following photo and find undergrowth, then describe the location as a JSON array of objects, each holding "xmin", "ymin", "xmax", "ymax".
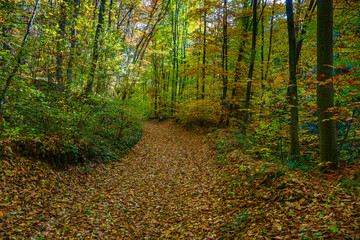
[
  {"xmin": 210, "ymin": 128, "xmax": 360, "ymax": 239},
  {"xmin": 211, "ymin": 122, "xmax": 360, "ymax": 197},
  {"xmin": 0, "ymin": 81, "xmax": 149, "ymax": 168}
]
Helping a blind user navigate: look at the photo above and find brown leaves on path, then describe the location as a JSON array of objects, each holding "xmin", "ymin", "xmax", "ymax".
[
  {"xmin": 106, "ymin": 120, "xmax": 227, "ymax": 238},
  {"xmin": 1, "ymin": 120, "xmax": 228, "ymax": 239},
  {"xmin": 2, "ymin": 120, "xmax": 359, "ymax": 239}
]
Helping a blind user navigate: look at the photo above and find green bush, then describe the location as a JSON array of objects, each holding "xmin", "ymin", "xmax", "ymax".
[{"xmin": 0, "ymin": 81, "xmax": 148, "ymax": 166}]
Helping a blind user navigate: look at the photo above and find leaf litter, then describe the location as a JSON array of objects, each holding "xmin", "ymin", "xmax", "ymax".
[{"xmin": 1, "ymin": 120, "xmax": 359, "ymax": 239}]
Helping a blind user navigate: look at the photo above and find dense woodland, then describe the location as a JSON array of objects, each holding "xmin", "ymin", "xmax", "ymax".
[{"xmin": 1, "ymin": 0, "xmax": 360, "ymax": 238}]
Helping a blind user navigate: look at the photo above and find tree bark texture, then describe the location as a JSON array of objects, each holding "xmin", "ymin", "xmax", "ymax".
[
  {"xmin": 243, "ymin": 0, "xmax": 258, "ymax": 130},
  {"xmin": 286, "ymin": 0, "xmax": 300, "ymax": 160},
  {"xmin": 317, "ymin": 0, "xmax": 338, "ymax": 169}
]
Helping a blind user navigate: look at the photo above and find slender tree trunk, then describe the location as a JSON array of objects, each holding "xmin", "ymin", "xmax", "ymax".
[
  {"xmin": 66, "ymin": 0, "xmax": 80, "ymax": 89},
  {"xmin": 221, "ymin": 0, "xmax": 228, "ymax": 102},
  {"xmin": 286, "ymin": 0, "xmax": 300, "ymax": 160},
  {"xmin": 260, "ymin": 1, "xmax": 265, "ymax": 89},
  {"xmin": 179, "ymin": 20, "xmax": 187, "ymax": 99},
  {"xmin": 56, "ymin": 0, "xmax": 68, "ymax": 92},
  {"xmin": 317, "ymin": 0, "xmax": 338, "ymax": 169},
  {"xmin": 264, "ymin": 0, "xmax": 276, "ymax": 82},
  {"xmin": 230, "ymin": 11, "xmax": 250, "ymax": 120},
  {"xmin": 232, "ymin": 42, "xmax": 245, "ymax": 101},
  {"xmin": 161, "ymin": 56, "xmax": 167, "ymax": 110},
  {"xmin": 220, "ymin": 0, "xmax": 229, "ymax": 125},
  {"xmin": 233, "ymin": 4, "xmax": 250, "ymax": 88},
  {"xmin": 0, "ymin": 0, "xmax": 40, "ymax": 116},
  {"xmin": 175, "ymin": 4, "xmax": 180, "ymax": 101},
  {"xmin": 243, "ymin": 0, "xmax": 258, "ymax": 131},
  {"xmin": 171, "ymin": 3, "xmax": 178, "ymax": 111},
  {"xmin": 181, "ymin": 43, "xmax": 187, "ymax": 98},
  {"xmin": 108, "ymin": 0, "xmax": 113, "ymax": 27},
  {"xmin": 196, "ymin": 16, "xmax": 201, "ymax": 101},
  {"xmin": 84, "ymin": 0, "xmax": 106, "ymax": 95},
  {"xmin": 201, "ymin": 6, "xmax": 207, "ymax": 99},
  {"xmin": 154, "ymin": 39, "xmax": 159, "ymax": 119},
  {"xmin": 296, "ymin": 0, "xmax": 316, "ymax": 65}
]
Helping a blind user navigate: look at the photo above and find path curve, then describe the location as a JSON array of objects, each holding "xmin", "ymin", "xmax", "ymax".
[{"xmin": 1, "ymin": 120, "xmax": 230, "ymax": 239}]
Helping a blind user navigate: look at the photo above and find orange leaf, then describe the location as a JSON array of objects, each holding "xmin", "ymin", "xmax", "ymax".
[
  {"xmin": 317, "ymin": 74, "xmax": 325, "ymax": 80},
  {"xmin": 319, "ymin": 78, "xmax": 333, "ymax": 86},
  {"xmin": 346, "ymin": 79, "xmax": 354, "ymax": 84}
]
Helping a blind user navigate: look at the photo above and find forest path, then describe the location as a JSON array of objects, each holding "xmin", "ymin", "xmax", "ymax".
[
  {"xmin": 2, "ymin": 120, "xmax": 233, "ymax": 239},
  {"xmin": 3, "ymin": 120, "xmax": 358, "ymax": 239},
  {"xmin": 102, "ymin": 120, "xmax": 227, "ymax": 238}
]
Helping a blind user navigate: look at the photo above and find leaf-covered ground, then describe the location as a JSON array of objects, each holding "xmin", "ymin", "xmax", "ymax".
[{"xmin": 1, "ymin": 120, "xmax": 359, "ymax": 239}]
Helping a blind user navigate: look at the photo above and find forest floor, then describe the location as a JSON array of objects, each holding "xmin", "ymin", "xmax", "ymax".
[{"xmin": 1, "ymin": 120, "xmax": 360, "ymax": 239}]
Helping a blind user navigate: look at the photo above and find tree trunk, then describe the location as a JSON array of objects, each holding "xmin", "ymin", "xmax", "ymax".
[
  {"xmin": 296, "ymin": 0, "xmax": 316, "ymax": 65},
  {"xmin": 231, "ymin": 41, "xmax": 245, "ymax": 102},
  {"xmin": 108, "ymin": 0, "xmax": 113, "ymax": 27},
  {"xmin": 221, "ymin": 0, "xmax": 228, "ymax": 102},
  {"xmin": 317, "ymin": 0, "xmax": 338, "ymax": 169},
  {"xmin": 56, "ymin": 0, "xmax": 68, "ymax": 92},
  {"xmin": 66, "ymin": 0, "xmax": 80, "ymax": 89},
  {"xmin": 84, "ymin": 0, "xmax": 106, "ymax": 95},
  {"xmin": 201, "ymin": 6, "xmax": 207, "ymax": 100},
  {"xmin": 260, "ymin": 0, "xmax": 265, "ymax": 84},
  {"xmin": 196, "ymin": 16, "xmax": 201, "ymax": 101},
  {"xmin": 286, "ymin": 0, "xmax": 300, "ymax": 160},
  {"xmin": 220, "ymin": 0, "xmax": 229, "ymax": 125},
  {"xmin": 179, "ymin": 21, "xmax": 187, "ymax": 99},
  {"xmin": 175, "ymin": 6, "xmax": 180, "ymax": 101},
  {"xmin": 264, "ymin": 0, "xmax": 276, "ymax": 82},
  {"xmin": 243, "ymin": 0, "xmax": 258, "ymax": 131},
  {"xmin": 154, "ymin": 38, "xmax": 159, "ymax": 119},
  {"xmin": 0, "ymin": 0, "xmax": 40, "ymax": 116},
  {"xmin": 171, "ymin": 2, "xmax": 178, "ymax": 112},
  {"xmin": 230, "ymin": 6, "xmax": 250, "ymax": 120}
]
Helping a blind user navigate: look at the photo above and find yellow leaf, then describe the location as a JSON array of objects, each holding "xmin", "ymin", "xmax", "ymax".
[{"xmin": 294, "ymin": 202, "xmax": 302, "ymax": 210}]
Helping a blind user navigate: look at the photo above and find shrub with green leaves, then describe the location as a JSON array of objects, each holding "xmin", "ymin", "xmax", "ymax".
[{"xmin": 0, "ymin": 81, "xmax": 148, "ymax": 167}]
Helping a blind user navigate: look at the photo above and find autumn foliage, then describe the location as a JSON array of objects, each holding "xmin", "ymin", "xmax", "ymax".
[{"xmin": 0, "ymin": 0, "xmax": 359, "ymax": 238}]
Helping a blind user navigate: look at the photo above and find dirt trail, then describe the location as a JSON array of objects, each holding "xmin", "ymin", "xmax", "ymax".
[
  {"xmin": 105, "ymin": 120, "xmax": 227, "ymax": 238},
  {"xmin": 1, "ymin": 120, "xmax": 230, "ymax": 239}
]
